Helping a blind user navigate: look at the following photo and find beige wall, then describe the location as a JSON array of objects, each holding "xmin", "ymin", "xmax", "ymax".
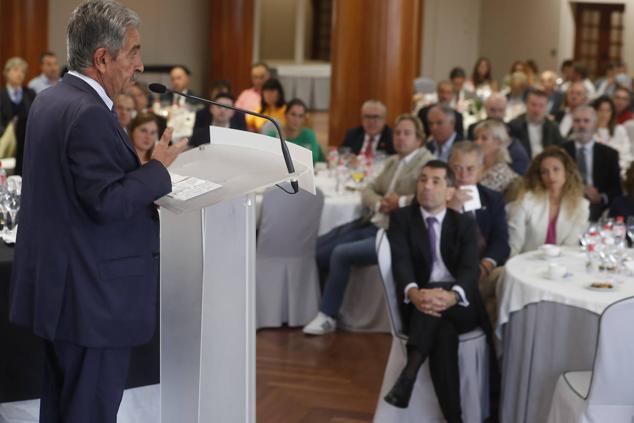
[
  {"xmin": 421, "ymin": 0, "xmax": 482, "ymax": 82},
  {"xmin": 258, "ymin": 0, "xmax": 296, "ymax": 61},
  {"xmin": 48, "ymin": 0, "xmax": 209, "ymax": 92}
]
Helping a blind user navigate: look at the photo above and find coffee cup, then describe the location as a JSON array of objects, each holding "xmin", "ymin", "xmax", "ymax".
[
  {"xmin": 547, "ymin": 263, "xmax": 567, "ymax": 279},
  {"xmin": 540, "ymin": 244, "xmax": 561, "ymax": 258}
]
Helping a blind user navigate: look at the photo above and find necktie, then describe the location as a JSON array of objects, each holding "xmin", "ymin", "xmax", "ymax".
[
  {"xmin": 12, "ymin": 88, "xmax": 22, "ymax": 104},
  {"xmin": 576, "ymin": 146, "xmax": 587, "ymax": 184},
  {"xmin": 426, "ymin": 217, "xmax": 438, "ymax": 265}
]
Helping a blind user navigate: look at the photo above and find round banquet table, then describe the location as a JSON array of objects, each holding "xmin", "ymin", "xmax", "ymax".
[{"xmin": 497, "ymin": 246, "xmax": 634, "ymax": 423}]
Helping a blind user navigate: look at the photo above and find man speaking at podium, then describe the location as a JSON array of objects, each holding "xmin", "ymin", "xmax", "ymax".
[{"xmin": 9, "ymin": 1, "xmax": 186, "ymax": 422}]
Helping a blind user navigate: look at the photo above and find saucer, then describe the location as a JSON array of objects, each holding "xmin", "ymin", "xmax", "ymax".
[{"xmin": 586, "ymin": 282, "xmax": 617, "ymax": 292}]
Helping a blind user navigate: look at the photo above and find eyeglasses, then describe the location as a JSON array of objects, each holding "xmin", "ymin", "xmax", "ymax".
[{"xmin": 362, "ymin": 114, "xmax": 384, "ymax": 120}]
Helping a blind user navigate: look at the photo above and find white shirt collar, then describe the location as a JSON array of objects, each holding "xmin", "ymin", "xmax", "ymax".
[
  {"xmin": 68, "ymin": 70, "xmax": 113, "ymax": 111},
  {"xmin": 574, "ymin": 139, "xmax": 595, "ymax": 151},
  {"xmin": 400, "ymin": 147, "xmax": 421, "ymax": 165},
  {"xmin": 420, "ymin": 207, "xmax": 447, "ymax": 226}
]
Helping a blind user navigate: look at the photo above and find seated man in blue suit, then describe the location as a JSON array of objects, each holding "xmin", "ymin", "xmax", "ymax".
[
  {"xmin": 383, "ymin": 161, "xmax": 490, "ymax": 422},
  {"xmin": 341, "ymin": 99, "xmax": 396, "ymax": 157},
  {"xmin": 447, "ymin": 141, "xmax": 510, "ymax": 323},
  {"xmin": 9, "ymin": 2, "xmax": 187, "ymax": 422}
]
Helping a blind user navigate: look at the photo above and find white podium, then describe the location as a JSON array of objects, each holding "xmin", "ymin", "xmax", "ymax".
[{"xmin": 158, "ymin": 127, "xmax": 314, "ymax": 423}]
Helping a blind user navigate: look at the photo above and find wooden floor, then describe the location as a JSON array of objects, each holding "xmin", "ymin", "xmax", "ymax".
[{"xmin": 256, "ymin": 328, "xmax": 391, "ymax": 423}]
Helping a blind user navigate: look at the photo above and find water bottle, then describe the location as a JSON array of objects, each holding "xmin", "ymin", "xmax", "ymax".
[
  {"xmin": 613, "ymin": 216, "xmax": 626, "ymax": 249},
  {"xmin": 0, "ymin": 163, "xmax": 7, "ymax": 190}
]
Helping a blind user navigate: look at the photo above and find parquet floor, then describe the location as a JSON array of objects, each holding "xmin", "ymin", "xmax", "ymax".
[{"xmin": 256, "ymin": 328, "xmax": 391, "ymax": 423}]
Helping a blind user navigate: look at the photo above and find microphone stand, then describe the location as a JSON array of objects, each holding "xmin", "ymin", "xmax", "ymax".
[{"xmin": 149, "ymin": 84, "xmax": 299, "ymax": 194}]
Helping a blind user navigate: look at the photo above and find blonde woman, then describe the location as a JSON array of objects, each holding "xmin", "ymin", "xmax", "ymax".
[
  {"xmin": 507, "ymin": 146, "xmax": 589, "ymax": 256},
  {"xmin": 473, "ymin": 119, "xmax": 518, "ymax": 193}
]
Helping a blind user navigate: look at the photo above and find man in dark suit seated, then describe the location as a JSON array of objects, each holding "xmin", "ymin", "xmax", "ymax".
[
  {"xmin": 508, "ymin": 88, "xmax": 565, "ymax": 159},
  {"xmin": 383, "ymin": 161, "xmax": 489, "ymax": 422},
  {"xmin": 425, "ymin": 104, "xmax": 461, "ymax": 162},
  {"xmin": 160, "ymin": 64, "xmax": 198, "ymax": 108},
  {"xmin": 562, "ymin": 106, "xmax": 622, "ymax": 221},
  {"xmin": 190, "ymin": 93, "xmax": 246, "ymax": 147},
  {"xmin": 418, "ymin": 80, "xmax": 464, "ymax": 139},
  {"xmin": 9, "ymin": 2, "xmax": 187, "ymax": 421},
  {"xmin": 340, "ymin": 100, "xmax": 395, "ymax": 156},
  {"xmin": 447, "ymin": 141, "xmax": 510, "ymax": 323},
  {"xmin": 466, "ymin": 93, "xmax": 529, "ymax": 174}
]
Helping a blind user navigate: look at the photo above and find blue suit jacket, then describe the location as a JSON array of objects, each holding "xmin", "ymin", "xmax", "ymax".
[
  {"xmin": 10, "ymin": 74, "xmax": 172, "ymax": 348},
  {"xmin": 476, "ymin": 184, "xmax": 510, "ymax": 266}
]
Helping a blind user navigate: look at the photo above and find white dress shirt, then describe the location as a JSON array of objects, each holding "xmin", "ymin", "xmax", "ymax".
[
  {"xmin": 527, "ymin": 121, "xmax": 543, "ymax": 157},
  {"xmin": 403, "ymin": 207, "xmax": 469, "ymax": 307},
  {"xmin": 68, "ymin": 70, "xmax": 113, "ymax": 110},
  {"xmin": 429, "ymin": 132, "xmax": 457, "ymax": 162}
]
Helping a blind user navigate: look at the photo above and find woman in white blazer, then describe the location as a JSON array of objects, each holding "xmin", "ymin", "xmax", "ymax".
[{"xmin": 507, "ymin": 146, "xmax": 589, "ymax": 256}]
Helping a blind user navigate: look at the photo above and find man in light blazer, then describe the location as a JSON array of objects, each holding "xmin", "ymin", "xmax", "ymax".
[
  {"xmin": 9, "ymin": 2, "xmax": 186, "ymax": 421},
  {"xmin": 304, "ymin": 114, "xmax": 435, "ymax": 335}
]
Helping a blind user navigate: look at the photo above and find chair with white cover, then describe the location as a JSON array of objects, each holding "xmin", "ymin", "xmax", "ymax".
[
  {"xmin": 546, "ymin": 296, "xmax": 634, "ymax": 423},
  {"xmin": 413, "ymin": 77, "xmax": 437, "ymax": 95},
  {"xmin": 256, "ymin": 186, "xmax": 324, "ymax": 329},
  {"xmin": 373, "ymin": 229, "xmax": 489, "ymax": 423}
]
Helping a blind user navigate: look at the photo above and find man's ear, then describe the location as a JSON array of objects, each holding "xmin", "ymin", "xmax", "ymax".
[{"xmin": 93, "ymin": 48, "xmax": 108, "ymax": 73}]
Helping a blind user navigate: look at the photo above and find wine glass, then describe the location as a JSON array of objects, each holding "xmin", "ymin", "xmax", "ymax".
[{"xmin": 627, "ymin": 216, "xmax": 634, "ymax": 248}]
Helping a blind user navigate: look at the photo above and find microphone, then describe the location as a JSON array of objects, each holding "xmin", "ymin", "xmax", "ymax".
[{"xmin": 148, "ymin": 83, "xmax": 299, "ymax": 194}]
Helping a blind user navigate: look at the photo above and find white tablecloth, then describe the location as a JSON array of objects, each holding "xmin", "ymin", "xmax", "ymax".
[
  {"xmin": 497, "ymin": 246, "xmax": 634, "ymax": 333},
  {"xmin": 256, "ymin": 173, "xmax": 363, "ymax": 236}
]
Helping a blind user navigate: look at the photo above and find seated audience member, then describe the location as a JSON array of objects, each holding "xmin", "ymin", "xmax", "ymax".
[
  {"xmin": 507, "ymin": 146, "xmax": 589, "ymax": 256},
  {"xmin": 268, "ymin": 98, "xmax": 324, "ymax": 164},
  {"xmin": 467, "ymin": 93, "xmax": 529, "ymax": 174},
  {"xmin": 1, "ymin": 57, "xmax": 36, "ymax": 175},
  {"xmin": 27, "ymin": 51, "xmax": 60, "ymax": 94},
  {"xmin": 562, "ymin": 106, "xmax": 622, "ymax": 221},
  {"xmin": 418, "ymin": 80, "xmax": 464, "ymax": 139},
  {"xmin": 129, "ymin": 112, "xmax": 158, "ymax": 164},
  {"xmin": 465, "ymin": 57, "xmax": 498, "ymax": 98},
  {"xmin": 558, "ymin": 59, "xmax": 574, "ymax": 92},
  {"xmin": 304, "ymin": 115, "xmax": 435, "ymax": 335},
  {"xmin": 609, "ymin": 163, "xmax": 634, "ymax": 220},
  {"xmin": 554, "ymin": 81, "xmax": 589, "ymax": 137},
  {"xmin": 592, "ymin": 95, "xmax": 632, "ymax": 176},
  {"xmin": 383, "ymin": 160, "xmax": 490, "ymax": 419},
  {"xmin": 236, "ymin": 62, "xmax": 271, "ymax": 112},
  {"xmin": 613, "ymin": 86, "xmax": 634, "ymax": 124},
  {"xmin": 571, "ymin": 63, "xmax": 597, "ymax": 100},
  {"xmin": 341, "ymin": 100, "xmax": 395, "ymax": 156},
  {"xmin": 449, "ymin": 67, "xmax": 474, "ymax": 112},
  {"xmin": 502, "ymin": 60, "xmax": 526, "ymax": 89},
  {"xmin": 447, "ymin": 142, "xmax": 510, "ymax": 319},
  {"xmin": 505, "ymin": 71, "xmax": 528, "ymax": 121},
  {"xmin": 595, "ymin": 62, "xmax": 619, "ymax": 97},
  {"xmin": 472, "ymin": 120, "xmax": 518, "ymax": 193},
  {"xmin": 246, "ymin": 78, "xmax": 286, "ymax": 132},
  {"xmin": 524, "ymin": 59, "xmax": 539, "ymax": 86},
  {"xmin": 160, "ymin": 65, "xmax": 198, "ymax": 108},
  {"xmin": 539, "ymin": 70, "xmax": 564, "ymax": 114},
  {"xmin": 114, "ymin": 93, "xmax": 135, "ymax": 132},
  {"xmin": 508, "ymin": 88, "xmax": 565, "ymax": 158},
  {"xmin": 190, "ymin": 93, "xmax": 246, "ymax": 147},
  {"xmin": 193, "ymin": 80, "xmax": 246, "ymax": 135},
  {"xmin": 128, "ymin": 81, "xmax": 167, "ymax": 137},
  {"xmin": 426, "ymin": 104, "xmax": 461, "ymax": 162}
]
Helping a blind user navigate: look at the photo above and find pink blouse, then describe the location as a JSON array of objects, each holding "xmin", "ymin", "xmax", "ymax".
[{"xmin": 545, "ymin": 213, "xmax": 558, "ymax": 245}]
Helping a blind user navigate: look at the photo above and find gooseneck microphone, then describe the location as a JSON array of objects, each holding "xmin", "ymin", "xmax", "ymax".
[{"xmin": 148, "ymin": 83, "xmax": 299, "ymax": 194}]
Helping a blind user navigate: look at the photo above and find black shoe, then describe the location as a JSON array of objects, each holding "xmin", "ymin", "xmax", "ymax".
[{"xmin": 383, "ymin": 374, "xmax": 416, "ymax": 408}]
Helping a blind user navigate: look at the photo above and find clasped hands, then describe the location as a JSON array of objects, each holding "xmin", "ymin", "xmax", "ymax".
[
  {"xmin": 378, "ymin": 193, "xmax": 400, "ymax": 214},
  {"xmin": 407, "ymin": 287, "xmax": 457, "ymax": 317}
]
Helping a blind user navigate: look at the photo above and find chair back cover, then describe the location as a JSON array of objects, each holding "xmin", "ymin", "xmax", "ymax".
[
  {"xmin": 257, "ymin": 187, "xmax": 324, "ymax": 257},
  {"xmin": 375, "ymin": 229, "xmax": 405, "ymax": 338},
  {"xmin": 413, "ymin": 77, "xmax": 437, "ymax": 94},
  {"xmin": 586, "ymin": 296, "xmax": 634, "ymax": 405}
]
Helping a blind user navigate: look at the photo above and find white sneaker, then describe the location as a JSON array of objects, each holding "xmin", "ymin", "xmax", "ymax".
[{"xmin": 302, "ymin": 312, "xmax": 337, "ymax": 335}]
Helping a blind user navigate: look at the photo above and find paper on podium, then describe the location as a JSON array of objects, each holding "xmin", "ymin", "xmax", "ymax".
[{"xmin": 156, "ymin": 126, "xmax": 314, "ymax": 213}]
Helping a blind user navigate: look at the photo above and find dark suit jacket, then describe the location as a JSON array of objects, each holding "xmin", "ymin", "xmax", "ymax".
[
  {"xmin": 387, "ymin": 204, "xmax": 487, "ymax": 331},
  {"xmin": 190, "ymin": 106, "xmax": 247, "ymax": 147},
  {"xmin": 10, "ymin": 74, "xmax": 172, "ymax": 348},
  {"xmin": 418, "ymin": 104, "xmax": 464, "ymax": 139},
  {"xmin": 466, "ymin": 120, "xmax": 529, "ymax": 174},
  {"xmin": 508, "ymin": 114, "xmax": 565, "ymax": 158},
  {"xmin": 476, "ymin": 185, "xmax": 510, "ymax": 266},
  {"xmin": 341, "ymin": 125, "xmax": 395, "ymax": 155},
  {"xmin": 562, "ymin": 140, "xmax": 622, "ymax": 221},
  {"xmin": 548, "ymin": 91, "xmax": 564, "ymax": 114}
]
